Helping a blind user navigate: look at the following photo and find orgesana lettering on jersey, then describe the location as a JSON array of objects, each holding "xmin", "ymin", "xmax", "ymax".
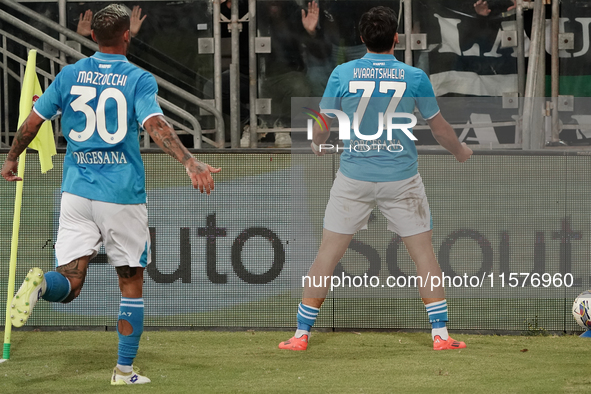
[{"xmin": 305, "ymin": 108, "xmax": 417, "ymax": 153}]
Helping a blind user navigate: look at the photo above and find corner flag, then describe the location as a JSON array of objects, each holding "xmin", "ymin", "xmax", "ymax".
[
  {"xmin": 18, "ymin": 49, "xmax": 56, "ymax": 173},
  {"xmin": 2, "ymin": 49, "xmax": 56, "ymax": 362}
]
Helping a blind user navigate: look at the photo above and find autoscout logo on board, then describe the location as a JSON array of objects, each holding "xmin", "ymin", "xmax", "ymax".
[{"xmin": 303, "ymin": 107, "xmax": 417, "ymax": 153}]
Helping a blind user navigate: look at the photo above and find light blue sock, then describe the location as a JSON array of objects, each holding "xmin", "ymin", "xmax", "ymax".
[
  {"xmin": 41, "ymin": 271, "xmax": 71, "ymax": 302},
  {"xmin": 296, "ymin": 303, "xmax": 319, "ymax": 337},
  {"xmin": 425, "ymin": 300, "xmax": 448, "ymax": 326},
  {"xmin": 117, "ymin": 298, "xmax": 144, "ymax": 366},
  {"xmin": 425, "ymin": 300, "xmax": 449, "ymax": 340}
]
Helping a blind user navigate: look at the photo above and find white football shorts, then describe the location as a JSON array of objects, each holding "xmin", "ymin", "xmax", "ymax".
[
  {"xmin": 323, "ymin": 171, "xmax": 432, "ymax": 237},
  {"xmin": 55, "ymin": 192, "xmax": 151, "ymax": 268}
]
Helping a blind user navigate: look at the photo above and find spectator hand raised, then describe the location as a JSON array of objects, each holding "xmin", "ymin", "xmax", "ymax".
[{"xmin": 301, "ymin": 1, "xmax": 320, "ymax": 36}]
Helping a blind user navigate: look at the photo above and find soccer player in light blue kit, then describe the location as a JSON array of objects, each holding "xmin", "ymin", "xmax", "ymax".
[
  {"xmin": 1, "ymin": 4, "xmax": 219, "ymax": 384},
  {"xmin": 279, "ymin": 6, "xmax": 473, "ymax": 351}
]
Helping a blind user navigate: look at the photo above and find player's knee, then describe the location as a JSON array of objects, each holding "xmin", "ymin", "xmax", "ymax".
[{"xmin": 116, "ymin": 266, "xmax": 139, "ymax": 279}]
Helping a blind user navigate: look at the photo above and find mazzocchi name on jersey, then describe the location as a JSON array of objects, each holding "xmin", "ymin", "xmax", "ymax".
[
  {"xmin": 72, "ymin": 151, "xmax": 129, "ymax": 165},
  {"xmin": 76, "ymin": 71, "xmax": 128, "ymax": 87}
]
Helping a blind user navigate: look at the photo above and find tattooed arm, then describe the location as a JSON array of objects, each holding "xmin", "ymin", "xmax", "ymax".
[
  {"xmin": 1, "ymin": 111, "xmax": 46, "ymax": 182},
  {"xmin": 143, "ymin": 115, "xmax": 221, "ymax": 194}
]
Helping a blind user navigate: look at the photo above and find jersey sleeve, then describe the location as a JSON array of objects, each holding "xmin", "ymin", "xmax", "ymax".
[
  {"xmin": 135, "ymin": 72, "xmax": 163, "ymax": 127},
  {"xmin": 33, "ymin": 71, "xmax": 63, "ymax": 120},
  {"xmin": 415, "ymin": 70, "xmax": 440, "ymax": 120},
  {"xmin": 319, "ymin": 67, "xmax": 342, "ymax": 117}
]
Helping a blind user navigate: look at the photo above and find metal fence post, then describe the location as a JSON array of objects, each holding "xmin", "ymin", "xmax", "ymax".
[
  {"xmin": 213, "ymin": 0, "xmax": 224, "ymax": 148},
  {"xmin": 516, "ymin": 0, "xmax": 526, "ymax": 98},
  {"xmin": 230, "ymin": 0, "xmax": 240, "ymax": 148},
  {"xmin": 550, "ymin": 0, "xmax": 560, "ymax": 144},
  {"xmin": 58, "ymin": 0, "xmax": 66, "ymax": 66},
  {"xmin": 248, "ymin": 0, "xmax": 258, "ymax": 148},
  {"xmin": 404, "ymin": 0, "xmax": 412, "ymax": 66},
  {"xmin": 523, "ymin": 0, "xmax": 545, "ymax": 150}
]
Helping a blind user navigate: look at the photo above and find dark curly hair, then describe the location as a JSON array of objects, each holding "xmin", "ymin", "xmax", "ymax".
[{"xmin": 359, "ymin": 6, "xmax": 399, "ymax": 53}]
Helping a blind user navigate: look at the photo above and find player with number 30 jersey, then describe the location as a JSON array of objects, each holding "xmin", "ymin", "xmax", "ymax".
[
  {"xmin": 34, "ymin": 53, "xmax": 162, "ymax": 204},
  {"xmin": 1, "ymin": 4, "xmax": 220, "ymax": 385}
]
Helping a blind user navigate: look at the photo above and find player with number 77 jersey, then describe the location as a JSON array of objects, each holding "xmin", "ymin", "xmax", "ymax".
[{"xmin": 281, "ymin": 6, "xmax": 472, "ymax": 352}]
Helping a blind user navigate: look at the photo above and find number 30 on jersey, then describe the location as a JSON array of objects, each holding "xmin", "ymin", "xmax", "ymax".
[{"xmin": 69, "ymin": 85, "xmax": 128, "ymax": 144}]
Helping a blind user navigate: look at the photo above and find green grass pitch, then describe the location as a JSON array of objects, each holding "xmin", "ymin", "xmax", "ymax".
[{"xmin": 0, "ymin": 330, "xmax": 588, "ymax": 393}]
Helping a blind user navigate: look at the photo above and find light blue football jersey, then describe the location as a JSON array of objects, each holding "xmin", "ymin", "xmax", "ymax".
[
  {"xmin": 320, "ymin": 53, "xmax": 439, "ymax": 182},
  {"xmin": 34, "ymin": 52, "xmax": 163, "ymax": 204}
]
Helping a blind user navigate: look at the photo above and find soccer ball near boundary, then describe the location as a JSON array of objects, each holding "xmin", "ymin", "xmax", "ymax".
[{"xmin": 572, "ymin": 290, "xmax": 591, "ymax": 330}]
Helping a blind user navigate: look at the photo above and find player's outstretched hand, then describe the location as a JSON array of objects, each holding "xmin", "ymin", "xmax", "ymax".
[
  {"xmin": 77, "ymin": 9, "xmax": 93, "ymax": 37},
  {"xmin": 454, "ymin": 143, "xmax": 473, "ymax": 163},
  {"xmin": 185, "ymin": 158, "xmax": 221, "ymax": 194},
  {"xmin": 1, "ymin": 159, "xmax": 21, "ymax": 182}
]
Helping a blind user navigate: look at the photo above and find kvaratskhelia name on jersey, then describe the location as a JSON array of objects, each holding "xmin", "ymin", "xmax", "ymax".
[{"xmin": 353, "ymin": 67, "xmax": 405, "ymax": 80}]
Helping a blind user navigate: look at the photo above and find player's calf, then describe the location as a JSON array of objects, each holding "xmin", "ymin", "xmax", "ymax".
[
  {"xmin": 55, "ymin": 257, "xmax": 89, "ymax": 303},
  {"xmin": 116, "ymin": 297, "xmax": 145, "ymax": 378},
  {"xmin": 114, "ymin": 266, "xmax": 145, "ymax": 372}
]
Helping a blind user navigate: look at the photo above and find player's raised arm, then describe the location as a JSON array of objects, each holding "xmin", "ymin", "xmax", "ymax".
[
  {"xmin": 143, "ymin": 115, "xmax": 221, "ymax": 194},
  {"xmin": 427, "ymin": 112, "xmax": 473, "ymax": 163},
  {"xmin": 1, "ymin": 111, "xmax": 46, "ymax": 181}
]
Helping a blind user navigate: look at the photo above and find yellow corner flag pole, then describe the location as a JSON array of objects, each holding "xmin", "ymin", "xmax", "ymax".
[
  {"xmin": 2, "ymin": 49, "xmax": 55, "ymax": 362},
  {"xmin": 2, "ymin": 153, "xmax": 26, "ymax": 363}
]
